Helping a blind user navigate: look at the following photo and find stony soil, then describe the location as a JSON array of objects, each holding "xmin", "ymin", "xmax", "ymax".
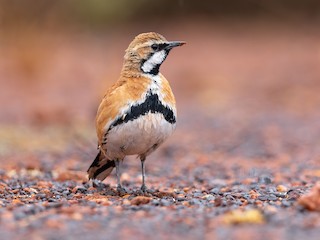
[{"xmin": 1, "ymin": 22, "xmax": 320, "ymax": 239}]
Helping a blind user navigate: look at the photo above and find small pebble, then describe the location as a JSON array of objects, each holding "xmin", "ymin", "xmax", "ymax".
[
  {"xmin": 189, "ymin": 199, "xmax": 201, "ymax": 205},
  {"xmin": 281, "ymin": 200, "xmax": 291, "ymax": 207},
  {"xmin": 150, "ymin": 199, "xmax": 160, "ymax": 206},
  {"xmin": 276, "ymin": 185, "xmax": 288, "ymax": 192},
  {"xmin": 159, "ymin": 199, "xmax": 171, "ymax": 206},
  {"xmin": 267, "ymin": 194, "xmax": 278, "ymax": 201},
  {"xmin": 193, "ymin": 192, "xmax": 203, "ymax": 197},
  {"xmin": 202, "ymin": 194, "xmax": 214, "ymax": 201},
  {"xmin": 209, "ymin": 188, "xmax": 220, "ymax": 195},
  {"xmin": 258, "ymin": 175, "xmax": 272, "ymax": 184}
]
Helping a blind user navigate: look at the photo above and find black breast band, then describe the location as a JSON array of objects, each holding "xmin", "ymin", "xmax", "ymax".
[{"xmin": 108, "ymin": 92, "xmax": 176, "ymax": 132}]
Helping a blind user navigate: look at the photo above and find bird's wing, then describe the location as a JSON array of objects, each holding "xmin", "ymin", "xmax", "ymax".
[{"xmin": 95, "ymin": 76, "xmax": 151, "ymax": 148}]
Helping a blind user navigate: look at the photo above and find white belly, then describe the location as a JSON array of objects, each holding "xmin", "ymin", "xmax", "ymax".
[{"xmin": 104, "ymin": 113, "xmax": 175, "ymax": 160}]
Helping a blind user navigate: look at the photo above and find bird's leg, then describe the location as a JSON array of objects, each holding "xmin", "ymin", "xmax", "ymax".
[
  {"xmin": 115, "ymin": 160, "xmax": 125, "ymax": 194},
  {"xmin": 140, "ymin": 156, "xmax": 147, "ymax": 192}
]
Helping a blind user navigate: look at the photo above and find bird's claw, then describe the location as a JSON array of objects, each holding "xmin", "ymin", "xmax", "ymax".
[
  {"xmin": 140, "ymin": 184, "xmax": 147, "ymax": 193},
  {"xmin": 117, "ymin": 185, "xmax": 127, "ymax": 195}
]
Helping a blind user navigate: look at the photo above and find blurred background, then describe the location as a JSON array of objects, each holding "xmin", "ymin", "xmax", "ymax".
[{"xmin": 1, "ymin": 0, "xmax": 320, "ymax": 173}]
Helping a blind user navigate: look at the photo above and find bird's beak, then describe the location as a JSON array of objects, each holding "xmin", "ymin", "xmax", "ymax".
[{"xmin": 166, "ymin": 41, "xmax": 186, "ymax": 49}]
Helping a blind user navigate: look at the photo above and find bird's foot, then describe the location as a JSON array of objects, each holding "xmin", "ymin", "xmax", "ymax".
[
  {"xmin": 117, "ymin": 185, "xmax": 127, "ymax": 196},
  {"xmin": 91, "ymin": 179, "xmax": 107, "ymax": 189},
  {"xmin": 140, "ymin": 184, "xmax": 148, "ymax": 193}
]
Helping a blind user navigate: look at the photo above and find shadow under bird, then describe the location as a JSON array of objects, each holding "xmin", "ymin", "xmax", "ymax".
[{"xmin": 87, "ymin": 32, "xmax": 185, "ymax": 193}]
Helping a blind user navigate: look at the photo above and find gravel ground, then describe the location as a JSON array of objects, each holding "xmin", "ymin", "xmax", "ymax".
[
  {"xmin": 1, "ymin": 22, "xmax": 320, "ymax": 239},
  {"xmin": 1, "ymin": 110, "xmax": 320, "ymax": 240}
]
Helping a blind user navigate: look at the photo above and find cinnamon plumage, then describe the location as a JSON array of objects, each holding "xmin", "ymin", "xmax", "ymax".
[{"xmin": 87, "ymin": 32, "xmax": 185, "ymax": 192}]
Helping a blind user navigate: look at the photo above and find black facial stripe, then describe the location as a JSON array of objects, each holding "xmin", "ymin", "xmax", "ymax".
[
  {"xmin": 149, "ymin": 64, "xmax": 160, "ymax": 75},
  {"xmin": 151, "ymin": 43, "xmax": 169, "ymax": 51},
  {"xmin": 108, "ymin": 92, "xmax": 176, "ymax": 131},
  {"xmin": 93, "ymin": 160, "xmax": 116, "ymax": 179},
  {"xmin": 158, "ymin": 43, "xmax": 169, "ymax": 51}
]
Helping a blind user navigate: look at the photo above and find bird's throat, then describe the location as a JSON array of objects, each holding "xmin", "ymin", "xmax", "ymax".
[{"xmin": 141, "ymin": 50, "xmax": 168, "ymax": 75}]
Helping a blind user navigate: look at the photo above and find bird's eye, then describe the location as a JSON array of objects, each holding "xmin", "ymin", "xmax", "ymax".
[{"xmin": 151, "ymin": 44, "xmax": 159, "ymax": 51}]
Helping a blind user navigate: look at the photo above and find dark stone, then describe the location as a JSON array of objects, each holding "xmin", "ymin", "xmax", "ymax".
[{"xmin": 258, "ymin": 175, "xmax": 272, "ymax": 184}]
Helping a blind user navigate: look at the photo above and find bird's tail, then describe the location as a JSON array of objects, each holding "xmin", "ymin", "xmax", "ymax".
[{"xmin": 87, "ymin": 151, "xmax": 115, "ymax": 181}]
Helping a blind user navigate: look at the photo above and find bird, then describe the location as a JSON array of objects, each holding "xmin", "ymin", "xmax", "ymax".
[{"xmin": 87, "ymin": 32, "xmax": 185, "ymax": 193}]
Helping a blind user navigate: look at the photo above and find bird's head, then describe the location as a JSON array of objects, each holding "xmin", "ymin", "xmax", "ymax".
[{"xmin": 122, "ymin": 32, "xmax": 185, "ymax": 76}]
